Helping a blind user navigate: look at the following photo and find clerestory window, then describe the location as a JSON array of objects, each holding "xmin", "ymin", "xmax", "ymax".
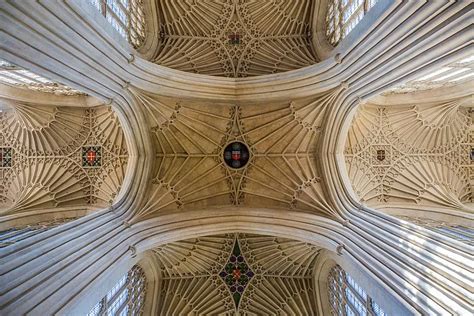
[
  {"xmin": 328, "ymin": 265, "xmax": 387, "ymax": 316},
  {"xmin": 88, "ymin": 0, "xmax": 146, "ymax": 49},
  {"xmin": 326, "ymin": 0, "xmax": 378, "ymax": 46},
  {"xmin": 87, "ymin": 265, "xmax": 147, "ymax": 316}
]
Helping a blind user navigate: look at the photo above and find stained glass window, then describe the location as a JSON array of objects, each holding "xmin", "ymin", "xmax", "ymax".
[
  {"xmin": 228, "ymin": 34, "xmax": 241, "ymax": 45},
  {"xmin": 88, "ymin": 0, "xmax": 146, "ymax": 49},
  {"xmin": 87, "ymin": 265, "xmax": 146, "ymax": 316},
  {"xmin": 328, "ymin": 265, "xmax": 387, "ymax": 316},
  {"xmin": 326, "ymin": 0, "xmax": 379, "ymax": 46}
]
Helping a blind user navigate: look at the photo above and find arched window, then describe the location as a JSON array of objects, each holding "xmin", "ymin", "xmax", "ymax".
[
  {"xmin": 326, "ymin": 0, "xmax": 378, "ymax": 46},
  {"xmin": 328, "ymin": 265, "xmax": 387, "ymax": 316},
  {"xmin": 88, "ymin": 0, "xmax": 146, "ymax": 48},
  {"xmin": 87, "ymin": 265, "xmax": 147, "ymax": 316}
]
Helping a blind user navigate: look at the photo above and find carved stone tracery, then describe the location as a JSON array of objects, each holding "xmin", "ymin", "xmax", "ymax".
[
  {"xmin": 153, "ymin": 233, "xmax": 320, "ymax": 315},
  {"xmin": 345, "ymin": 99, "xmax": 473, "ymax": 212},
  {"xmin": 154, "ymin": 0, "xmax": 318, "ymax": 77},
  {"xmin": 132, "ymin": 88, "xmax": 341, "ymax": 220},
  {"xmin": 0, "ymin": 102, "xmax": 128, "ymax": 216}
]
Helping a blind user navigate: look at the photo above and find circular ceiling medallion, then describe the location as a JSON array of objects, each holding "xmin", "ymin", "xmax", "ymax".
[{"xmin": 223, "ymin": 142, "xmax": 250, "ymax": 169}]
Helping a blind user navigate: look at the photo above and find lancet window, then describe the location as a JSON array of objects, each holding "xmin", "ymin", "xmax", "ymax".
[
  {"xmin": 326, "ymin": 0, "xmax": 378, "ymax": 45},
  {"xmin": 87, "ymin": 265, "xmax": 146, "ymax": 316},
  {"xmin": 88, "ymin": 0, "xmax": 146, "ymax": 48},
  {"xmin": 328, "ymin": 265, "xmax": 387, "ymax": 316}
]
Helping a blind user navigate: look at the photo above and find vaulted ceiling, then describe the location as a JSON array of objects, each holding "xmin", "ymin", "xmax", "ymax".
[
  {"xmin": 153, "ymin": 0, "xmax": 318, "ymax": 77},
  {"xmin": 131, "ymin": 87, "xmax": 341, "ymax": 221},
  {"xmin": 0, "ymin": 100, "xmax": 128, "ymax": 219},
  {"xmin": 0, "ymin": 1, "xmax": 472, "ymax": 315},
  {"xmin": 153, "ymin": 233, "xmax": 320, "ymax": 315},
  {"xmin": 345, "ymin": 96, "xmax": 472, "ymax": 214}
]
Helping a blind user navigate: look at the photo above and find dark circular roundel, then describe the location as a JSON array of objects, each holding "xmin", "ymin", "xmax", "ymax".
[{"xmin": 223, "ymin": 142, "xmax": 250, "ymax": 169}]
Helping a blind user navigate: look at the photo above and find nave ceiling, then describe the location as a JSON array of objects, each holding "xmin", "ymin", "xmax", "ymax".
[
  {"xmin": 152, "ymin": 233, "xmax": 320, "ymax": 315},
  {"xmin": 153, "ymin": 0, "xmax": 318, "ymax": 77},
  {"xmin": 0, "ymin": 1, "xmax": 473, "ymax": 315},
  {"xmin": 131, "ymin": 87, "xmax": 341, "ymax": 221}
]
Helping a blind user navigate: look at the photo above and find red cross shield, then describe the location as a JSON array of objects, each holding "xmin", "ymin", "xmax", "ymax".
[
  {"xmin": 87, "ymin": 150, "xmax": 97, "ymax": 164},
  {"xmin": 232, "ymin": 150, "xmax": 241, "ymax": 161}
]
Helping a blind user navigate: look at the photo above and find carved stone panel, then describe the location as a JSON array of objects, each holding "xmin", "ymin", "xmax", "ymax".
[
  {"xmin": 0, "ymin": 103, "xmax": 128, "ymax": 216},
  {"xmin": 345, "ymin": 99, "xmax": 472, "ymax": 212},
  {"xmin": 154, "ymin": 0, "xmax": 318, "ymax": 77},
  {"xmin": 132, "ymin": 88, "xmax": 341, "ymax": 220}
]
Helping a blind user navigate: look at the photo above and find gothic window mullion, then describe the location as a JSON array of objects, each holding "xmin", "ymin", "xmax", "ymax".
[
  {"xmin": 108, "ymin": 280, "xmax": 129, "ymax": 306},
  {"xmin": 114, "ymin": 289, "xmax": 130, "ymax": 316},
  {"xmin": 326, "ymin": 0, "xmax": 379, "ymax": 45},
  {"xmin": 101, "ymin": 0, "xmax": 107, "ymax": 17},
  {"xmin": 98, "ymin": 297, "xmax": 108, "ymax": 316},
  {"xmin": 105, "ymin": 4, "xmax": 127, "ymax": 29},
  {"xmin": 367, "ymin": 298, "xmax": 377, "ymax": 316},
  {"xmin": 328, "ymin": 265, "xmax": 386, "ymax": 316},
  {"xmin": 342, "ymin": 283, "xmax": 360, "ymax": 316},
  {"xmin": 345, "ymin": 278, "xmax": 368, "ymax": 307},
  {"xmin": 87, "ymin": 265, "xmax": 146, "ymax": 316}
]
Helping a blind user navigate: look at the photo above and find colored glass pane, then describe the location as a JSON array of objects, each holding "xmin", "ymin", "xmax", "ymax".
[{"xmin": 229, "ymin": 34, "xmax": 241, "ymax": 45}]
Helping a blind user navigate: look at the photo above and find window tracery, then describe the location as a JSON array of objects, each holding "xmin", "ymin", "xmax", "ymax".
[
  {"xmin": 87, "ymin": 265, "xmax": 146, "ymax": 316},
  {"xmin": 0, "ymin": 60, "xmax": 83, "ymax": 95},
  {"xmin": 88, "ymin": 0, "xmax": 146, "ymax": 48},
  {"xmin": 326, "ymin": 0, "xmax": 378, "ymax": 46},
  {"xmin": 328, "ymin": 265, "xmax": 386, "ymax": 316}
]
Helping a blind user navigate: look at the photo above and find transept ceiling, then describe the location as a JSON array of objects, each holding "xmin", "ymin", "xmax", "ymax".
[
  {"xmin": 345, "ymin": 97, "xmax": 473, "ymax": 214},
  {"xmin": 0, "ymin": 101, "xmax": 128, "ymax": 218},
  {"xmin": 153, "ymin": 233, "xmax": 320, "ymax": 315},
  {"xmin": 153, "ymin": 0, "xmax": 318, "ymax": 77}
]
